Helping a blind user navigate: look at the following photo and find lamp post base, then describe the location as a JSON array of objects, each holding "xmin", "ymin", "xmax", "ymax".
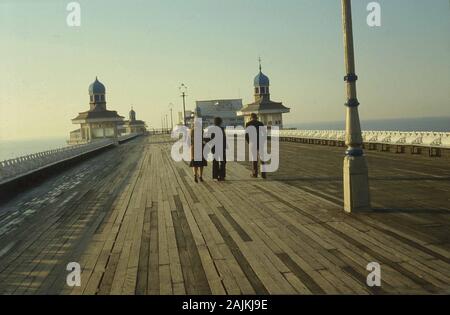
[{"xmin": 343, "ymin": 155, "xmax": 371, "ymax": 213}]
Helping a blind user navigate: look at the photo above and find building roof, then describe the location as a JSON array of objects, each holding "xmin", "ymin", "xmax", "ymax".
[
  {"xmin": 238, "ymin": 98, "xmax": 290, "ymax": 114},
  {"xmin": 72, "ymin": 109, "xmax": 123, "ymax": 122},
  {"xmin": 88, "ymin": 77, "xmax": 106, "ymax": 94}
]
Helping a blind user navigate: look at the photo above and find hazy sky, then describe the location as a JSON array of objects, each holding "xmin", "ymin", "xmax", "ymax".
[{"xmin": 0, "ymin": 0, "xmax": 449, "ymax": 140}]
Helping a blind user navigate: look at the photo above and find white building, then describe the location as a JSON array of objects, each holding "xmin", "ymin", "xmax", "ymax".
[
  {"xmin": 69, "ymin": 77, "xmax": 124, "ymax": 145},
  {"xmin": 195, "ymin": 99, "xmax": 243, "ymax": 127}
]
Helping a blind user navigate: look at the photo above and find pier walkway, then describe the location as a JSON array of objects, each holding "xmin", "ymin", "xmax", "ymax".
[{"xmin": 0, "ymin": 135, "xmax": 449, "ymax": 294}]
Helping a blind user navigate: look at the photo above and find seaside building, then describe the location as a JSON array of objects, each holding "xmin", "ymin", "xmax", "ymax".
[
  {"xmin": 195, "ymin": 99, "xmax": 243, "ymax": 127},
  {"xmin": 68, "ymin": 77, "xmax": 124, "ymax": 145},
  {"xmin": 237, "ymin": 61, "xmax": 290, "ymax": 127},
  {"xmin": 120, "ymin": 107, "xmax": 147, "ymax": 134}
]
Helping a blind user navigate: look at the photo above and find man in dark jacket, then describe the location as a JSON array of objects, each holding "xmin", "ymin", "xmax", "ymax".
[
  {"xmin": 211, "ymin": 117, "xmax": 227, "ymax": 181},
  {"xmin": 245, "ymin": 113, "xmax": 266, "ymax": 179}
]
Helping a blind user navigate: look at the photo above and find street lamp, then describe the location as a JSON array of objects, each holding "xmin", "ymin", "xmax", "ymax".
[
  {"xmin": 169, "ymin": 103, "xmax": 174, "ymax": 130},
  {"xmin": 165, "ymin": 114, "xmax": 168, "ymax": 133},
  {"xmin": 179, "ymin": 83, "xmax": 188, "ymax": 126},
  {"xmin": 341, "ymin": 0, "xmax": 371, "ymax": 212}
]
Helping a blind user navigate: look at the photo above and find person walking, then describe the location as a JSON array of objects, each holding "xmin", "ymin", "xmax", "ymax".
[
  {"xmin": 190, "ymin": 120, "xmax": 207, "ymax": 183},
  {"xmin": 245, "ymin": 113, "xmax": 266, "ymax": 179},
  {"xmin": 211, "ymin": 117, "xmax": 227, "ymax": 181}
]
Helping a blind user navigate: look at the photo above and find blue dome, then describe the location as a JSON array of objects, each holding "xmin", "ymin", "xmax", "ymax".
[
  {"xmin": 254, "ymin": 71, "xmax": 270, "ymax": 87},
  {"xmin": 89, "ymin": 77, "xmax": 106, "ymax": 94}
]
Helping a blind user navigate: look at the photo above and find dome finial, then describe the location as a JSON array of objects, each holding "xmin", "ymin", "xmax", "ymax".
[{"xmin": 258, "ymin": 56, "xmax": 262, "ymax": 72}]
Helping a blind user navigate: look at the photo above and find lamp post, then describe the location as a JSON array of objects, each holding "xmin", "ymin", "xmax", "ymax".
[
  {"xmin": 341, "ymin": 0, "xmax": 371, "ymax": 212},
  {"xmin": 169, "ymin": 103, "xmax": 174, "ymax": 130},
  {"xmin": 179, "ymin": 84, "xmax": 188, "ymax": 126},
  {"xmin": 165, "ymin": 114, "xmax": 168, "ymax": 133}
]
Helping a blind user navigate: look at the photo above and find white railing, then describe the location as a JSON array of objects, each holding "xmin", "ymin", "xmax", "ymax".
[
  {"xmin": 277, "ymin": 130, "xmax": 450, "ymax": 149},
  {"xmin": 0, "ymin": 139, "xmax": 115, "ymax": 183},
  {"xmin": 179, "ymin": 127, "xmax": 450, "ymax": 149}
]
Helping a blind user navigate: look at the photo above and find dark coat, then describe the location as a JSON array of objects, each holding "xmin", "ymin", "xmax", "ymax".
[
  {"xmin": 210, "ymin": 126, "xmax": 227, "ymax": 162},
  {"xmin": 245, "ymin": 119, "xmax": 265, "ymax": 150}
]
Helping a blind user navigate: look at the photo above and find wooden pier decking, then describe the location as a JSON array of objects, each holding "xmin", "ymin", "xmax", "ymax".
[{"xmin": 0, "ymin": 135, "xmax": 449, "ymax": 294}]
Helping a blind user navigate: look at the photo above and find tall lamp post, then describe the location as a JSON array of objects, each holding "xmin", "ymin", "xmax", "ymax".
[
  {"xmin": 165, "ymin": 114, "xmax": 168, "ymax": 133},
  {"xmin": 341, "ymin": 0, "xmax": 371, "ymax": 213},
  {"xmin": 169, "ymin": 103, "xmax": 174, "ymax": 130},
  {"xmin": 179, "ymin": 83, "xmax": 188, "ymax": 126}
]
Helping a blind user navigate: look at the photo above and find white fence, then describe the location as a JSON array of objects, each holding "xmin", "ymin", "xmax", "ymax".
[
  {"xmin": 278, "ymin": 130, "xmax": 450, "ymax": 149},
  {"xmin": 0, "ymin": 139, "xmax": 113, "ymax": 183},
  {"xmin": 0, "ymin": 134, "xmax": 141, "ymax": 183},
  {"xmin": 181, "ymin": 127, "xmax": 450, "ymax": 149}
]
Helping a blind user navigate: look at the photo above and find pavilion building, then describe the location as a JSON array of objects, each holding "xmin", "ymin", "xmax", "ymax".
[
  {"xmin": 121, "ymin": 107, "xmax": 147, "ymax": 134},
  {"xmin": 68, "ymin": 77, "xmax": 124, "ymax": 145},
  {"xmin": 237, "ymin": 61, "xmax": 290, "ymax": 127}
]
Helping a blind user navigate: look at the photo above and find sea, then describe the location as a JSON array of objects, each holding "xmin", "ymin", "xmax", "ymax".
[
  {"xmin": 0, "ymin": 117, "xmax": 448, "ymax": 161},
  {"xmin": 0, "ymin": 137, "xmax": 68, "ymax": 162}
]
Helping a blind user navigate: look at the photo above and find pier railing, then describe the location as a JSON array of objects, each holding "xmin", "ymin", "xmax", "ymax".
[
  {"xmin": 277, "ymin": 130, "xmax": 450, "ymax": 157},
  {"xmin": 0, "ymin": 133, "xmax": 138, "ymax": 183},
  {"xmin": 173, "ymin": 127, "xmax": 449, "ymax": 150},
  {"xmin": 213, "ymin": 128, "xmax": 449, "ymax": 156},
  {"xmin": 277, "ymin": 130, "xmax": 450, "ymax": 148},
  {"xmin": 0, "ymin": 139, "xmax": 116, "ymax": 183}
]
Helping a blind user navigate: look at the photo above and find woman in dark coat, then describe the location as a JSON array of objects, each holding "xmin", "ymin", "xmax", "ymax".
[
  {"xmin": 211, "ymin": 117, "xmax": 227, "ymax": 181},
  {"xmin": 190, "ymin": 124, "xmax": 207, "ymax": 183}
]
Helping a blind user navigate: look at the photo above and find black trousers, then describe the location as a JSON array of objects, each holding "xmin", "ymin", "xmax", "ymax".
[
  {"xmin": 212, "ymin": 160, "xmax": 226, "ymax": 179},
  {"xmin": 252, "ymin": 155, "xmax": 266, "ymax": 178}
]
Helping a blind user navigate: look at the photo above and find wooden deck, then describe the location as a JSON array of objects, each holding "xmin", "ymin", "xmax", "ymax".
[{"xmin": 0, "ymin": 135, "xmax": 449, "ymax": 294}]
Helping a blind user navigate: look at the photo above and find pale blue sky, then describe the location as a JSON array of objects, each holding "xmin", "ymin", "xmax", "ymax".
[{"xmin": 0, "ymin": 0, "xmax": 449, "ymax": 140}]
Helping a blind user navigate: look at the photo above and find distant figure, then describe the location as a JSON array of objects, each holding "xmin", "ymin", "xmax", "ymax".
[
  {"xmin": 190, "ymin": 121, "xmax": 207, "ymax": 183},
  {"xmin": 245, "ymin": 113, "xmax": 266, "ymax": 179},
  {"xmin": 211, "ymin": 117, "xmax": 227, "ymax": 181}
]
